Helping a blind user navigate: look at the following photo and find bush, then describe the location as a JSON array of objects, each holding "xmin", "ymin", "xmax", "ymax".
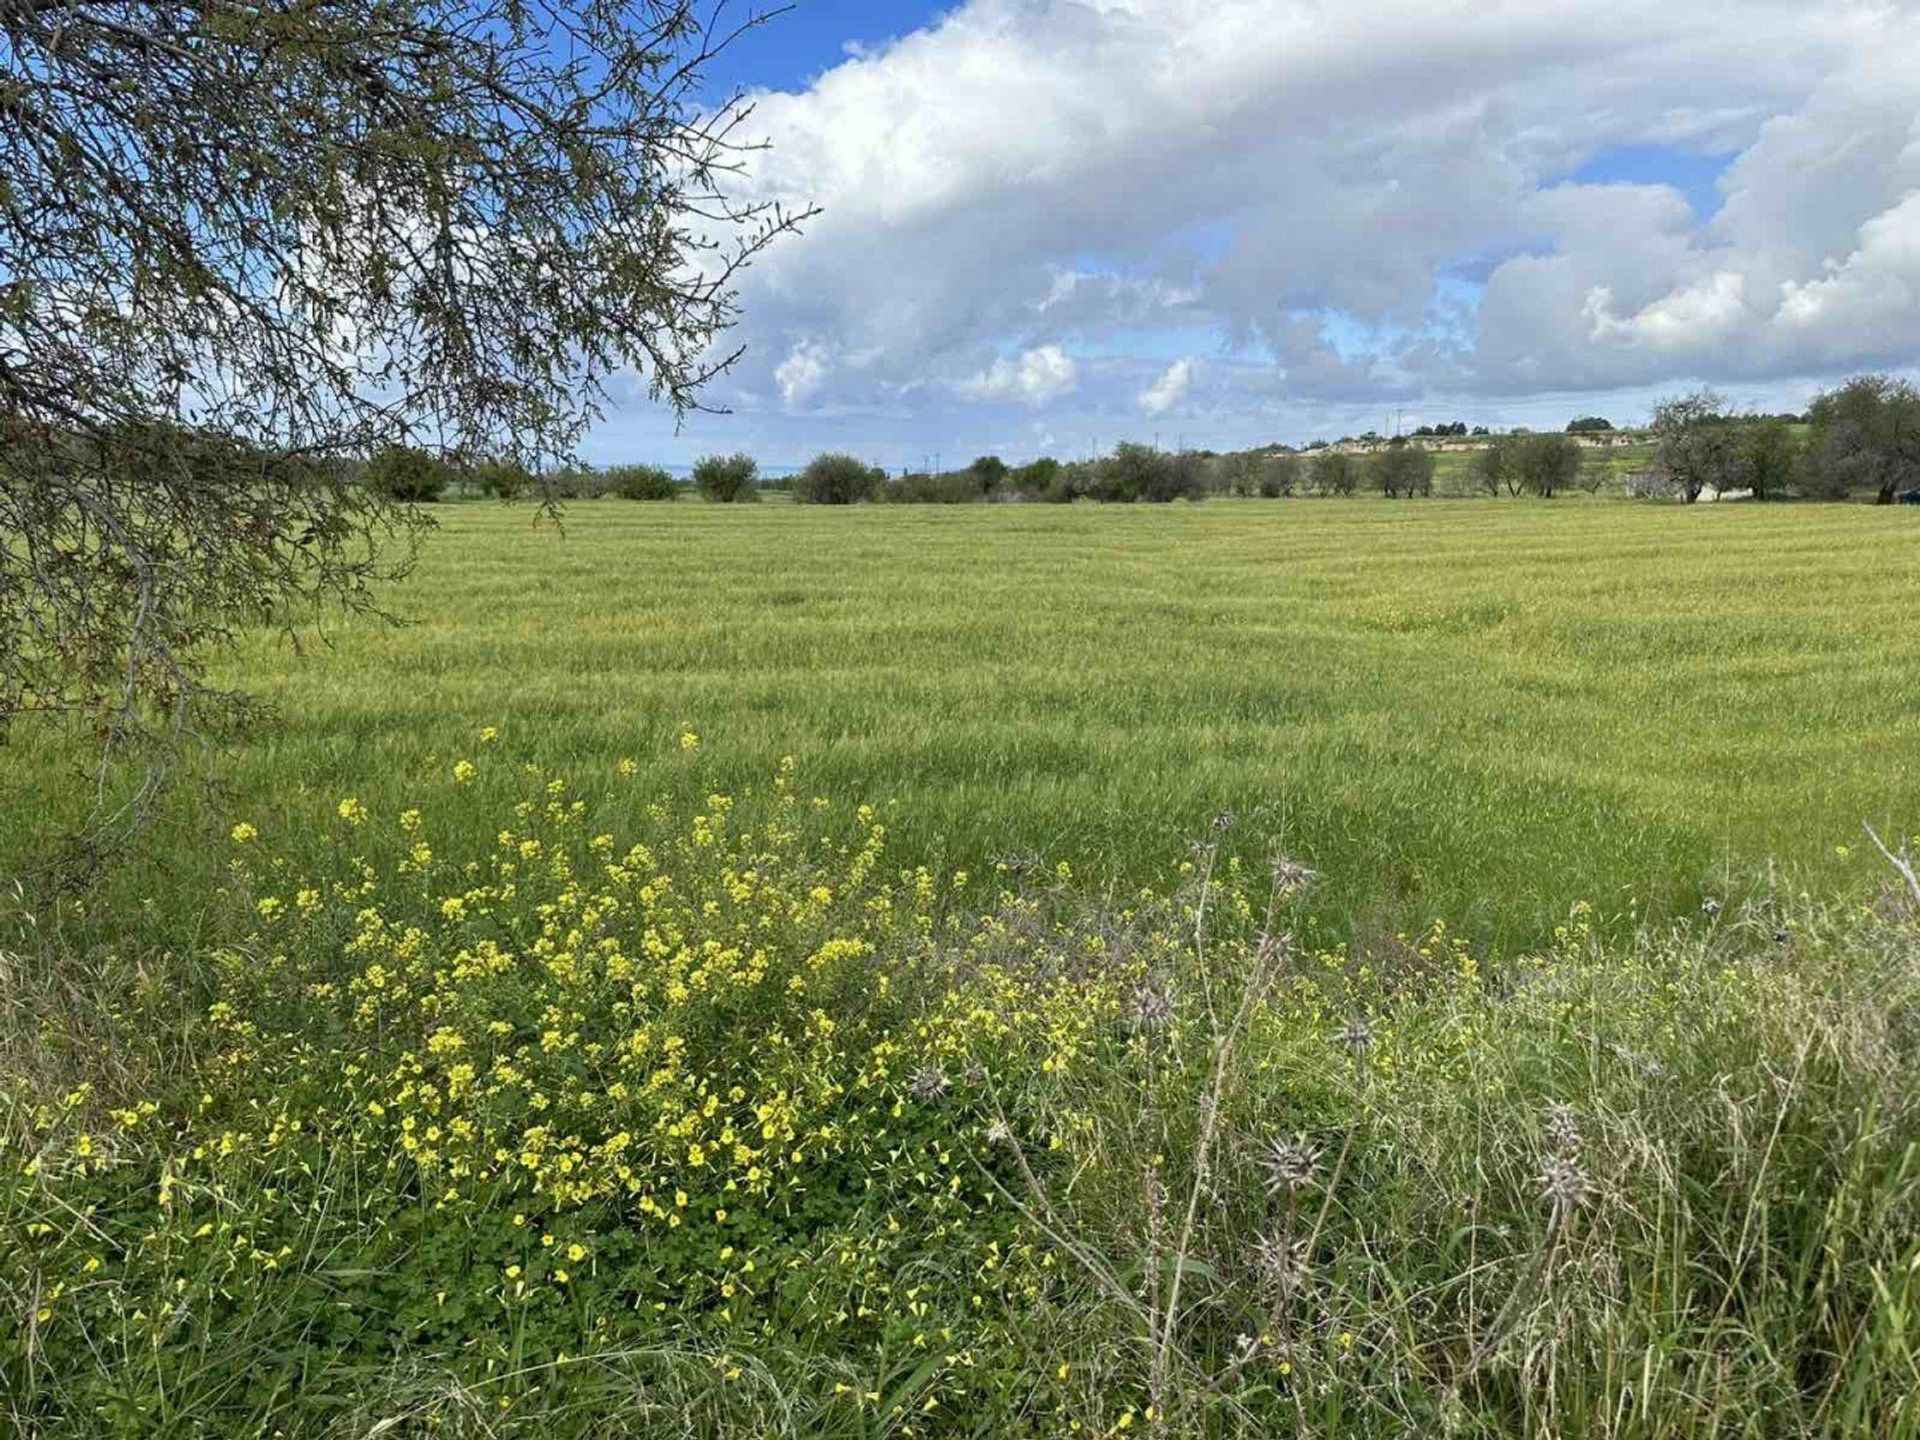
[
  {"xmin": 1011, "ymin": 457, "xmax": 1062, "ymax": 498},
  {"xmin": 469, "ymin": 458, "xmax": 534, "ymax": 500},
  {"xmin": 1514, "ymin": 432, "xmax": 1584, "ymax": 498},
  {"xmin": 1370, "ymin": 442, "xmax": 1435, "ymax": 498},
  {"xmin": 364, "ymin": 445, "xmax": 452, "ymax": 502},
  {"xmin": 691, "ymin": 453, "xmax": 760, "ymax": 503},
  {"xmin": 1091, "ymin": 443, "xmax": 1203, "ymax": 503},
  {"xmin": 792, "ymin": 452, "xmax": 880, "ymax": 504},
  {"xmin": 1257, "ymin": 454, "xmax": 1301, "ymax": 497},
  {"xmin": 604, "ymin": 463, "xmax": 680, "ymax": 501},
  {"xmin": 546, "ymin": 464, "xmax": 608, "ymax": 499},
  {"xmin": 968, "ymin": 455, "xmax": 1009, "ymax": 495},
  {"xmin": 1311, "ymin": 450, "xmax": 1359, "ymax": 495},
  {"xmin": 878, "ymin": 470, "xmax": 987, "ymax": 504}
]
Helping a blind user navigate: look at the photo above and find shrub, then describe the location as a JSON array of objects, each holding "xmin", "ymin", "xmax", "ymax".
[
  {"xmin": 604, "ymin": 463, "xmax": 680, "ymax": 501},
  {"xmin": 1514, "ymin": 432, "xmax": 1584, "ymax": 498},
  {"xmin": 792, "ymin": 452, "xmax": 880, "ymax": 504},
  {"xmin": 469, "ymin": 458, "xmax": 534, "ymax": 500},
  {"xmin": 878, "ymin": 470, "xmax": 986, "ymax": 504},
  {"xmin": 1311, "ymin": 449, "xmax": 1358, "ymax": 495},
  {"xmin": 691, "ymin": 453, "xmax": 760, "ymax": 503},
  {"xmin": 1011, "ymin": 456, "xmax": 1062, "ymax": 498},
  {"xmin": 546, "ymin": 464, "xmax": 608, "ymax": 499},
  {"xmin": 1257, "ymin": 454, "xmax": 1300, "ymax": 497},
  {"xmin": 968, "ymin": 455, "xmax": 1009, "ymax": 495},
  {"xmin": 1092, "ymin": 443, "xmax": 1203, "ymax": 503},
  {"xmin": 364, "ymin": 445, "xmax": 452, "ymax": 502},
  {"xmin": 1370, "ymin": 441, "xmax": 1435, "ymax": 498}
]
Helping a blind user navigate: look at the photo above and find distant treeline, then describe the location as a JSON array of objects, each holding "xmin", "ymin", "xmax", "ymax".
[{"xmin": 367, "ymin": 374, "xmax": 1917, "ymax": 507}]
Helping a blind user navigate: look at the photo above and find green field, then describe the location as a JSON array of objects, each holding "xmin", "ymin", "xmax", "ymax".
[
  {"xmin": 10, "ymin": 496, "xmax": 1917, "ymax": 950},
  {"xmin": 9, "ymin": 496, "xmax": 1920, "ymax": 1436}
]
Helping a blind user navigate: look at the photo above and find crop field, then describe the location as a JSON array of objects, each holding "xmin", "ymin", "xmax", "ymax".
[{"xmin": 7, "ymin": 497, "xmax": 1916, "ymax": 951}]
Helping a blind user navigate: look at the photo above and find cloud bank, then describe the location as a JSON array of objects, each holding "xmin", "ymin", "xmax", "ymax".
[{"xmin": 597, "ymin": 0, "xmax": 1920, "ymax": 464}]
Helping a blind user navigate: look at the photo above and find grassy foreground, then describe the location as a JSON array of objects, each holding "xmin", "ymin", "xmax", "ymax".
[{"xmin": 3, "ymin": 769, "xmax": 1917, "ymax": 1435}]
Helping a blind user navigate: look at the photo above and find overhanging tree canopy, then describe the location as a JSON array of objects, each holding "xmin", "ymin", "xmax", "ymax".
[{"xmin": 0, "ymin": 0, "xmax": 801, "ymax": 770}]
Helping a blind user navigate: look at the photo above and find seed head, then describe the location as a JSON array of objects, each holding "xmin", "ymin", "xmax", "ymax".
[
  {"xmin": 1252, "ymin": 1228, "xmax": 1308, "ymax": 1290},
  {"xmin": 1272, "ymin": 857, "xmax": 1320, "ymax": 894},
  {"xmin": 1258, "ymin": 1136, "xmax": 1319, "ymax": 1197},
  {"xmin": 1129, "ymin": 975, "xmax": 1176, "ymax": 1032},
  {"xmin": 1701, "ymin": 897, "xmax": 1722, "ymax": 917},
  {"xmin": 1210, "ymin": 811, "xmax": 1236, "ymax": 832},
  {"xmin": 910, "ymin": 1066, "xmax": 949, "ymax": 1102},
  {"xmin": 1542, "ymin": 1102, "xmax": 1581, "ymax": 1159},
  {"xmin": 1539, "ymin": 1155, "xmax": 1588, "ymax": 1212},
  {"xmin": 1340, "ymin": 1014, "xmax": 1374, "ymax": 1057},
  {"xmin": 984, "ymin": 1117, "xmax": 1014, "ymax": 1146}
]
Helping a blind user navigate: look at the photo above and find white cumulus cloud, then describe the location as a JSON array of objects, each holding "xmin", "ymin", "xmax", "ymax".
[
  {"xmin": 593, "ymin": 0, "xmax": 1920, "ymax": 463},
  {"xmin": 1137, "ymin": 358, "xmax": 1197, "ymax": 415},
  {"xmin": 961, "ymin": 345, "xmax": 1079, "ymax": 405}
]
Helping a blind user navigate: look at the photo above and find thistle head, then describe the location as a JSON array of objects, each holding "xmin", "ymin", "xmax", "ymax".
[
  {"xmin": 1252, "ymin": 1228, "xmax": 1308, "ymax": 1288},
  {"xmin": 1258, "ymin": 1136, "xmax": 1319, "ymax": 1197},
  {"xmin": 1129, "ymin": 975, "xmax": 1176, "ymax": 1032},
  {"xmin": 909, "ymin": 1065, "xmax": 949, "ymax": 1102},
  {"xmin": 1339, "ymin": 1014, "xmax": 1374, "ymax": 1056},
  {"xmin": 1271, "ymin": 857, "xmax": 1319, "ymax": 895},
  {"xmin": 1540, "ymin": 1155, "xmax": 1589, "ymax": 1212},
  {"xmin": 1542, "ymin": 1102, "xmax": 1581, "ymax": 1159}
]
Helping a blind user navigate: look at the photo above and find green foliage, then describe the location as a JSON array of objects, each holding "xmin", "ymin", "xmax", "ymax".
[
  {"xmin": 1471, "ymin": 435, "xmax": 1519, "ymax": 496},
  {"xmin": 1312, "ymin": 451, "xmax": 1359, "ymax": 495},
  {"xmin": 604, "ymin": 464, "xmax": 681, "ymax": 502},
  {"xmin": 1370, "ymin": 442, "xmax": 1435, "ymax": 498},
  {"xmin": 1739, "ymin": 417, "xmax": 1800, "ymax": 501},
  {"xmin": 546, "ymin": 465, "xmax": 609, "ymax": 500},
  {"xmin": 691, "ymin": 453, "xmax": 761, "ymax": 503},
  {"xmin": 879, "ymin": 470, "xmax": 992, "ymax": 504},
  {"xmin": 1514, "ymin": 433, "xmax": 1584, "ymax": 498},
  {"xmin": 793, "ymin": 453, "xmax": 882, "ymax": 505},
  {"xmin": 1094, "ymin": 444, "xmax": 1204, "ymax": 503},
  {"xmin": 969, "ymin": 455, "xmax": 1010, "ymax": 494},
  {"xmin": 1565, "ymin": 415, "xmax": 1614, "ymax": 432},
  {"xmin": 1257, "ymin": 454, "xmax": 1301, "ymax": 498},
  {"xmin": 365, "ymin": 445, "xmax": 453, "ymax": 503},
  {"xmin": 1651, "ymin": 391, "xmax": 1742, "ymax": 503},
  {"xmin": 471, "ymin": 459, "xmax": 536, "ymax": 500},
  {"xmin": 1011, "ymin": 457, "xmax": 1063, "ymax": 497},
  {"xmin": 1806, "ymin": 374, "xmax": 1920, "ymax": 504}
]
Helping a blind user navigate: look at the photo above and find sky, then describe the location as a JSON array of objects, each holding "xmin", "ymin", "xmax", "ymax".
[{"xmin": 586, "ymin": 0, "xmax": 1920, "ymax": 469}]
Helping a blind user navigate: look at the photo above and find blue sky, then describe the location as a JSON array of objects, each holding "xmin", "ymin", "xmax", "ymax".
[
  {"xmin": 698, "ymin": 2, "xmax": 955, "ymax": 97},
  {"xmin": 586, "ymin": 1, "xmax": 1920, "ymax": 469}
]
